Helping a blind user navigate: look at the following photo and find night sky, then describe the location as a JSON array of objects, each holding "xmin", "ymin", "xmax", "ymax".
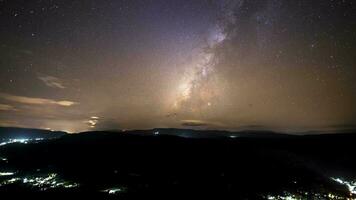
[{"xmin": 0, "ymin": 0, "xmax": 355, "ymax": 133}]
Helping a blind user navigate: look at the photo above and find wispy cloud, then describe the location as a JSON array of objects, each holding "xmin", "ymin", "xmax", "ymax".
[
  {"xmin": 180, "ymin": 119, "xmax": 224, "ymax": 127},
  {"xmin": 0, "ymin": 104, "xmax": 18, "ymax": 111},
  {"xmin": 0, "ymin": 120, "xmax": 20, "ymax": 127},
  {"xmin": 0, "ymin": 93, "xmax": 78, "ymax": 107},
  {"xmin": 181, "ymin": 120, "xmax": 209, "ymax": 127},
  {"xmin": 38, "ymin": 75, "xmax": 66, "ymax": 89},
  {"xmin": 85, "ymin": 116, "xmax": 100, "ymax": 128}
]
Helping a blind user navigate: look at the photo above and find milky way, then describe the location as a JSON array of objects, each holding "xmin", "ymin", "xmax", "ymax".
[{"xmin": 0, "ymin": 0, "xmax": 355, "ymax": 133}]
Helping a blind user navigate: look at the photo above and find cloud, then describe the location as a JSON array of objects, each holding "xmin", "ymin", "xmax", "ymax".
[
  {"xmin": 85, "ymin": 116, "xmax": 100, "ymax": 128},
  {"xmin": 38, "ymin": 75, "xmax": 66, "ymax": 89},
  {"xmin": 91, "ymin": 118, "xmax": 121, "ymax": 131},
  {"xmin": 0, "ymin": 104, "xmax": 18, "ymax": 111},
  {"xmin": 0, "ymin": 120, "xmax": 20, "ymax": 127},
  {"xmin": 181, "ymin": 120, "xmax": 210, "ymax": 127},
  {"xmin": 0, "ymin": 93, "xmax": 78, "ymax": 107},
  {"xmin": 180, "ymin": 119, "xmax": 225, "ymax": 128}
]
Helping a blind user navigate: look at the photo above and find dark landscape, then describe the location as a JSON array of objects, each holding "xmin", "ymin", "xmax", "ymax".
[{"xmin": 0, "ymin": 127, "xmax": 355, "ymax": 199}]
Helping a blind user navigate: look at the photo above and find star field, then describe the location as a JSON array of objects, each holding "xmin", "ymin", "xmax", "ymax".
[{"xmin": 0, "ymin": 0, "xmax": 355, "ymax": 133}]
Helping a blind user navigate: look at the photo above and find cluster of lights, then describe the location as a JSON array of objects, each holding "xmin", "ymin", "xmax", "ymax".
[
  {"xmin": 0, "ymin": 173, "xmax": 79, "ymax": 190},
  {"xmin": 0, "ymin": 178, "xmax": 21, "ymax": 186},
  {"xmin": 0, "ymin": 157, "xmax": 7, "ymax": 161},
  {"xmin": 0, "ymin": 138, "xmax": 29, "ymax": 146},
  {"xmin": 101, "ymin": 187, "xmax": 127, "ymax": 195},
  {"xmin": 266, "ymin": 190, "xmax": 352, "ymax": 200},
  {"xmin": 266, "ymin": 192, "xmax": 299, "ymax": 200},
  {"xmin": 332, "ymin": 177, "xmax": 356, "ymax": 196},
  {"xmin": 0, "ymin": 138, "xmax": 44, "ymax": 146},
  {"xmin": 0, "ymin": 172, "xmax": 15, "ymax": 176},
  {"xmin": 0, "ymin": 157, "xmax": 8, "ymax": 163}
]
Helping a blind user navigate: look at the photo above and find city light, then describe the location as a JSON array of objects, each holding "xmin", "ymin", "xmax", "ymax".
[
  {"xmin": 102, "ymin": 187, "xmax": 127, "ymax": 195},
  {"xmin": 265, "ymin": 190, "xmax": 352, "ymax": 200},
  {"xmin": 0, "ymin": 138, "xmax": 44, "ymax": 146},
  {"xmin": 0, "ymin": 172, "xmax": 15, "ymax": 176},
  {"xmin": 0, "ymin": 178, "xmax": 21, "ymax": 186},
  {"xmin": 0, "ymin": 173, "xmax": 79, "ymax": 190},
  {"xmin": 0, "ymin": 157, "xmax": 7, "ymax": 161},
  {"xmin": 332, "ymin": 177, "xmax": 356, "ymax": 195}
]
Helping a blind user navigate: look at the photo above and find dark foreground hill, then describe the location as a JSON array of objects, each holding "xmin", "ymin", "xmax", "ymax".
[{"xmin": 0, "ymin": 128, "xmax": 356, "ymax": 199}]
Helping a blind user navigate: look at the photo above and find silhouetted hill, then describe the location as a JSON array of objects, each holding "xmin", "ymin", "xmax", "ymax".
[
  {"xmin": 0, "ymin": 128, "xmax": 356, "ymax": 199},
  {"xmin": 77, "ymin": 128, "xmax": 294, "ymax": 139}
]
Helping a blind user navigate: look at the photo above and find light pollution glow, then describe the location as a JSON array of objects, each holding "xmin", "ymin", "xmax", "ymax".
[{"xmin": 0, "ymin": 0, "xmax": 355, "ymax": 133}]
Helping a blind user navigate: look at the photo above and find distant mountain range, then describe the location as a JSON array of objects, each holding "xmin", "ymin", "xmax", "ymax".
[
  {"xmin": 1, "ymin": 127, "xmax": 355, "ymax": 141},
  {"xmin": 76, "ymin": 128, "xmax": 294, "ymax": 139}
]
